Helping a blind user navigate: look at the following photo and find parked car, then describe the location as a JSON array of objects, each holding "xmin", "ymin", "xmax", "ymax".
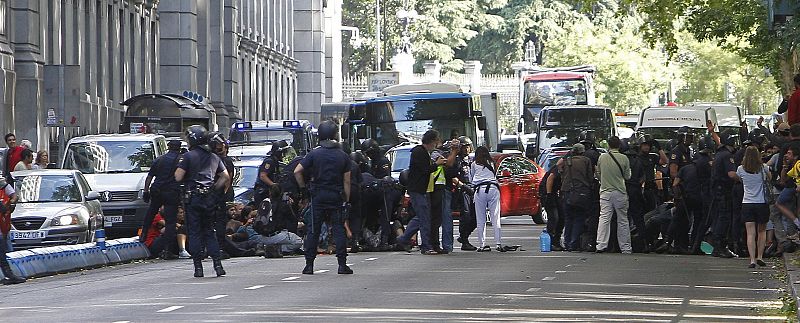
[
  {"xmin": 232, "ymin": 160, "xmax": 261, "ymax": 206},
  {"xmin": 386, "ymin": 145, "xmax": 546, "ymax": 224},
  {"xmin": 9, "ymin": 170, "xmax": 103, "ymax": 248},
  {"xmin": 61, "ymin": 133, "xmax": 167, "ymax": 238}
]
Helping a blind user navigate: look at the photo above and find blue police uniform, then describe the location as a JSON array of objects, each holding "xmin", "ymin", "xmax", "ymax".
[
  {"xmin": 711, "ymin": 146, "xmax": 737, "ymax": 250},
  {"xmin": 254, "ymin": 157, "xmax": 280, "ymax": 206},
  {"xmin": 140, "ymin": 150, "xmax": 182, "ymax": 255},
  {"xmin": 369, "ymin": 156, "xmax": 391, "ymax": 179},
  {"xmin": 301, "ymin": 144, "xmax": 351, "ymax": 263},
  {"xmin": 178, "ymin": 148, "xmax": 226, "ymax": 260}
]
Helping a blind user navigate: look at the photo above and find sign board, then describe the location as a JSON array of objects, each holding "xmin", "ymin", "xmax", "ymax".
[
  {"xmin": 130, "ymin": 122, "xmax": 145, "ymax": 134},
  {"xmin": 46, "ymin": 108, "xmax": 58, "ymax": 127},
  {"xmin": 368, "ymin": 71, "xmax": 400, "ymax": 92}
]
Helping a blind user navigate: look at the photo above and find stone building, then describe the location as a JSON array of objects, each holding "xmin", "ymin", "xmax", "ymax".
[{"xmin": 0, "ymin": 0, "xmax": 341, "ymax": 155}]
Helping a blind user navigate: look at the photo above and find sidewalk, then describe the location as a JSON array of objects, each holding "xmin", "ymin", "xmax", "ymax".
[{"xmin": 781, "ymin": 251, "xmax": 800, "ymax": 320}]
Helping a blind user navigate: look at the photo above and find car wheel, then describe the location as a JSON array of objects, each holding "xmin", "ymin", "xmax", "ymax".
[{"xmin": 531, "ymin": 207, "xmax": 547, "ymax": 225}]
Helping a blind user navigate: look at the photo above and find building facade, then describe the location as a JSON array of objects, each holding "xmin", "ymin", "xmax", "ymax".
[{"xmin": 0, "ymin": 0, "xmax": 335, "ymax": 155}]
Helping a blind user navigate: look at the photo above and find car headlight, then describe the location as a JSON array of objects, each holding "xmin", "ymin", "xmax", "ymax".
[{"xmin": 52, "ymin": 214, "xmax": 79, "ymax": 226}]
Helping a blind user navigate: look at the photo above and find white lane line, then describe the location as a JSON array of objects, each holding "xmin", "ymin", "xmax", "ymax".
[
  {"xmin": 313, "ymin": 270, "xmax": 329, "ymax": 274},
  {"xmin": 282, "ymin": 276, "xmax": 301, "ymax": 281},
  {"xmin": 112, "ymin": 321, "xmax": 130, "ymax": 323},
  {"xmin": 244, "ymin": 285, "xmax": 266, "ymax": 290},
  {"xmin": 156, "ymin": 306, "xmax": 184, "ymax": 313},
  {"xmin": 365, "ymin": 257, "xmax": 379, "ymax": 261},
  {"xmin": 542, "ymin": 277, "xmax": 556, "ymax": 281},
  {"xmin": 526, "ymin": 288, "xmax": 541, "ymax": 292},
  {"xmin": 205, "ymin": 295, "xmax": 228, "ymax": 300},
  {"xmin": 347, "ymin": 263, "xmax": 354, "ymax": 266},
  {"xmin": 555, "ymin": 270, "xmax": 567, "ymax": 274}
]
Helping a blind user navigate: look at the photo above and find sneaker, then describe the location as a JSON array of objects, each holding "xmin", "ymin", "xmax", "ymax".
[
  {"xmin": 178, "ymin": 250, "xmax": 192, "ymax": 259},
  {"xmin": 421, "ymin": 249, "xmax": 439, "ymax": 255},
  {"xmin": 748, "ymin": 263, "xmax": 756, "ymax": 269},
  {"xmin": 477, "ymin": 246, "xmax": 491, "ymax": 252}
]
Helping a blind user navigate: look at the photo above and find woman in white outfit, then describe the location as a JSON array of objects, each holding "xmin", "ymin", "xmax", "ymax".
[{"xmin": 471, "ymin": 146, "xmax": 510, "ymax": 252}]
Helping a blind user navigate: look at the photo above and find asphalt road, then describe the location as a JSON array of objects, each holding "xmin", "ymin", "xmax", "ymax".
[{"xmin": 0, "ymin": 217, "xmax": 785, "ymax": 322}]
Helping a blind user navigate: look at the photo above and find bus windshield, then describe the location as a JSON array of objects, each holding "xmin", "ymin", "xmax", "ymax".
[
  {"xmin": 361, "ymin": 96, "xmax": 476, "ymax": 147},
  {"xmin": 368, "ymin": 119, "xmax": 475, "ymax": 147},
  {"xmin": 524, "ymin": 79, "xmax": 588, "ymax": 107}
]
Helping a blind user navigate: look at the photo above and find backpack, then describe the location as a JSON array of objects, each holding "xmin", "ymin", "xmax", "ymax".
[
  {"xmin": 278, "ymin": 156, "xmax": 304, "ymax": 195},
  {"xmin": 253, "ymin": 199, "xmax": 279, "ymax": 236}
]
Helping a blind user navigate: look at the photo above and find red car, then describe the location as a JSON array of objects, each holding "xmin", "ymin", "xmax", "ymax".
[{"xmin": 492, "ymin": 153, "xmax": 546, "ymax": 224}]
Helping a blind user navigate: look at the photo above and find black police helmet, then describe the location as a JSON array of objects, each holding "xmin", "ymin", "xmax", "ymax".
[
  {"xmin": 185, "ymin": 125, "xmax": 208, "ymax": 147},
  {"xmin": 350, "ymin": 151, "xmax": 367, "ymax": 166},
  {"xmin": 361, "ymin": 139, "xmax": 380, "ymax": 154},
  {"xmin": 579, "ymin": 130, "xmax": 596, "ymax": 144},
  {"xmin": 698, "ymin": 135, "xmax": 716, "ymax": 153},
  {"xmin": 619, "ymin": 139, "xmax": 631, "ymax": 154},
  {"xmin": 718, "ymin": 129, "xmax": 738, "ymax": 147},
  {"xmin": 270, "ymin": 140, "xmax": 290, "ymax": 157},
  {"xmin": 317, "ymin": 120, "xmax": 338, "ymax": 141},
  {"xmin": 207, "ymin": 132, "xmax": 227, "ymax": 152}
]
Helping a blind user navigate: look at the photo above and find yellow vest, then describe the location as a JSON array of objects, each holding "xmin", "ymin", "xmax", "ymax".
[{"xmin": 427, "ymin": 165, "xmax": 445, "ymax": 192}]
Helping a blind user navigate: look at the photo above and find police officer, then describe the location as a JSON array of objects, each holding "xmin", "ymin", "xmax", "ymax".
[
  {"xmin": 140, "ymin": 140, "xmax": 183, "ymax": 259},
  {"xmin": 254, "ymin": 140, "xmax": 291, "ymax": 206},
  {"xmin": 452, "ymin": 136, "xmax": 478, "ymax": 251},
  {"xmin": 689, "ymin": 135, "xmax": 716, "ymax": 254},
  {"xmin": 669, "ymin": 126, "xmax": 694, "ymax": 180},
  {"xmin": 175, "ymin": 125, "xmax": 231, "ymax": 278},
  {"xmin": 348, "ymin": 151, "xmax": 367, "ymax": 253},
  {"xmin": 209, "ymin": 132, "xmax": 235, "ymax": 258},
  {"xmin": 622, "ymin": 138, "xmax": 648, "ymax": 252},
  {"xmin": 710, "ymin": 130, "xmax": 739, "ymax": 258},
  {"xmin": 579, "ymin": 130, "xmax": 601, "ymax": 166},
  {"xmin": 638, "ymin": 135, "xmax": 667, "ymax": 212},
  {"xmin": 294, "ymin": 120, "xmax": 353, "ymax": 275},
  {"xmin": 361, "ymin": 139, "xmax": 391, "ymax": 179}
]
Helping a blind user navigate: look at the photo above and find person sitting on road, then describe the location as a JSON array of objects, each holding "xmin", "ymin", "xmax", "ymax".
[
  {"xmin": 234, "ymin": 200, "xmax": 304, "ymax": 257},
  {"xmin": 145, "ymin": 211, "xmax": 167, "ymax": 257},
  {"xmin": 176, "ymin": 206, "xmax": 191, "ymax": 259}
]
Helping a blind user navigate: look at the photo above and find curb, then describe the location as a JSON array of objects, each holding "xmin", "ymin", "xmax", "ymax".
[
  {"xmin": 781, "ymin": 252, "xmax": 800, "ymax": 321},
  {"xmin": 0, "ymin": 237, "xmax": 151, "ymax": 279}
]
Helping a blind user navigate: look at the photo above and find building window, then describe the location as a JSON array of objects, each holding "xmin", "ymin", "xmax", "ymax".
[{"xmin": 0, "ymin": 0, "xmax": 6, "ymax": 36}]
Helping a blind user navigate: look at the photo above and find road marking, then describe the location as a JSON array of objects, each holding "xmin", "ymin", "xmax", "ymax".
[
  {"xmin": 313, "ymin": 270, "xmax": 329, "ymax": 274},
  {"xmin": 244, "ymin": 285, "xmax": 266, "ymax": 290},
  {"xmin": 526, "ymin": 288, "xmax": 541, "ymax": 292},
  {"xmin": 555, "ymin": 270, "xmax": 567, "ymax": 274},
  {"xmin": 205, "ymin": 295, "xmax": 228, "ymax": 300},
  {"xmin": 365, "ymin": 257, "xmax": 379, "ymax": 261},
  {"xmin": 282, "ymin": 276, "xmax": 301, "ymax": 281},
  {"xmin": 347, "ymin": 263, "xmax": 354, "ymax": 266},
  {"xmin": 112, "ymin": 321, "xmax": 130, "ymax": 323},
  {"xmin": 156, "ymin": 306, "xmax": 184, "ymax": 313},
  {"xmin": 542, "ymin": 276, "xmax": 555, "ymax": 281}
]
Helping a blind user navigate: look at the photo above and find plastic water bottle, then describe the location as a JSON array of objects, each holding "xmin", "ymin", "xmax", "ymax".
[{"xmin": 540, "ymin": 229, "xmax": 551, "ymax": 252}]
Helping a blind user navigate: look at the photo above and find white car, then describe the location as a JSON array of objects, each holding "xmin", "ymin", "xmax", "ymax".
[{"xmin": 10, "ymin": 170, "xmax": 103, "ymax": 248}]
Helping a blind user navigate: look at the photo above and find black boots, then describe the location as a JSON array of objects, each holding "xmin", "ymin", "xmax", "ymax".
[
  {"xmin": 0, "ymin": 260, "xmax": 25, "ymax": 285},
  {"xmin": 193, "ymin": 259, "xmax": 204, "ymax": 277},
  {"xmin": 337, "ymin": 257, "xmax": 353, "ymax": 275},
  {"xmin": 302, "ymin": 259, "xmax": 314, "ymax": 275},
  {"xmin": 213, "ymin": 258, "xmax": 226, "ymax": 277},
  {"xmin": 711, "ymin": 241, "xmax": 736, "ymax": 258},
  {"xmin": 350, "ymin": 240, "xmax": 360, "ymax": 253}
]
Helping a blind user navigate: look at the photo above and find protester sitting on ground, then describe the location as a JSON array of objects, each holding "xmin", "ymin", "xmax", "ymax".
[
  {"xmin": 176, "ymin": 206, "xmax": 191, "ymax": 259},
  {"xmin": 144, "ymin": 212, "xmax": 167, "ymax": 257},
  {"xmin": 234, "ymin": 198, "xmax": 304, "ymax": 257}
]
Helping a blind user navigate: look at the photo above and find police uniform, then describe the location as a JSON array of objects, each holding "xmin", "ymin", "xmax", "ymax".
[
  {"xmin": 456, "ymin": 153, "xmax": 477, "ymax": 249},
  {"xmin": 711, "ymin": 145, "xmax": 737, "ymax": 257},
  {"xmin": 140, "ymin": 147, "xmax": 182, "ymax": 256},
  {"xmin": 690, "ymin": 151, "xmax": 714, "ymax": 253},
  {"xmin": 178, "ymin": 145, "xmax": 227, "ymax": 276},
  {"xmin": 215, "ymin": 153, "xmax": 235, "ymax": 256},
  {"xmin": 254, "ymin": 157, "xmax": 280, "ymax": 206},
  {"xmin": 348, "ymin": 159, "xmax": 364, "ymax": 252},
  {"xmin": 639, "ymin": 152, "xmax": 660, "ymax": 212},
  {"xmin": 369, "ymin": 155, "xmax": 391, "ymax": 179},
  {"xmin": 301, "ymin": 141, "xmax": 352, "ymax": 274},
  {"xmin": 669, "ymin": 144, "xmax": 692, "ymax": 170}
]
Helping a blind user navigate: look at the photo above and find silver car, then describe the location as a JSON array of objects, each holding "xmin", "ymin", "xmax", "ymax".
[{"xmin": 10, "ymin": 170, "xmax": 103, "ymax": 248}]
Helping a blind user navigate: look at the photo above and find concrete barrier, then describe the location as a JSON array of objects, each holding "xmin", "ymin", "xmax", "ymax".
[{"xmin": 1, "ymin": 238, "xmax": 151, "ymax": 279}]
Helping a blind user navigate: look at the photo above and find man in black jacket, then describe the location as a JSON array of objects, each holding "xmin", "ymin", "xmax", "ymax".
[{"xmin": 397, "ymin": 130, "xmax": 447, "ymax": 255}]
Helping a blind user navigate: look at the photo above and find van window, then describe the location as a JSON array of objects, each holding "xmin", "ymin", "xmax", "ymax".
[{"xmin": 64, "ymin": 141, "xmax": 155, "ymax": 174}]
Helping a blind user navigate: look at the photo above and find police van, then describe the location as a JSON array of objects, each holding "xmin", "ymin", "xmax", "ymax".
[
  {"xmin": 636, "ymin": 107, "xmax": 718, "ymax": 149},
  {"xmin": 685, "ymin": 102, "xmax": 743, "ymax": 134},
  {"xmin": 228, "ymin": 120, "xmax": 316, "ymax": 162}
]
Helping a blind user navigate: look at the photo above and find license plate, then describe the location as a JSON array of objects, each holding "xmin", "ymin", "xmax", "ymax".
[
  {"xmin": 11, "ymin": 230, "xmax": 47, "ymax": 240},
  {"xmin": 107, "ymin": 216, "xmax": 123, "ymax": 223}
]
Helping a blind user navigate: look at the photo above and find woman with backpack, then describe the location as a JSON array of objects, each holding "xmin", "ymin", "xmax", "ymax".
[
  {"xmin": 736, "ymin": 146, "xmax": 771, "ymax": 268},
  {"xmin": 470, "ymin": 146, "xmax": 512, "ymax": 252}
]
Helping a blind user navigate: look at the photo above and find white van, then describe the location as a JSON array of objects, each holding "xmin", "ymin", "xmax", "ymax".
[
  {"xmin": 61, "ymin": 134, "xmax": 167, "ymax": 238},
  {"xmin": 637, "ymin": 107, "xmax": 718, "ymax": 148},
  {"xmin": 686, "ymin": 102, "xmax": 743, "ymax": 134}
]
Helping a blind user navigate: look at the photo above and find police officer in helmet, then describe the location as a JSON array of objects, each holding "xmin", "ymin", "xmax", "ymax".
[
  {"xmin": 710, "ymin": 129, "xmax": 739, "ymax": 258},
  {"xmin": 452, "ymin": 136, "xmax": 478, "ymax": 250},
  {"xmin": 361, "ymin": 138, "xmax": 390, "ymax": 179},
  {"xmin": 140, "ymin": 139, "xmax": 183, "ymax": 259},
  {"xmin": 294, "ymin": 120, "xmax": 353, "ymax": 275},
  {"xmin": 669, "ymin": 126, "xmax": 694, "ymax": 180},
  {"xmin": 689, "ymin": 134, "xmax": 716, "ymax": 254},
  {"xmin": 208, "ymin": 132, "xmax": 235, "ymax": 258},
  {"xmin": 175, "ymin": 125, "xmax": 231, "ymax": 278},
  {"xmin": 579, "ymin": 130, "xmax": 600, "ymax": 166},
  {"xmin": 254, "ymin": 140, "xmax": 291, "ymax": 206}
]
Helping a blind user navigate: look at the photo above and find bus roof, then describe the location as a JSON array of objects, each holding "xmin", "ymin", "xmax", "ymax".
[
  {"xmin": 637, "ymin": 107, "xmax": 717, "ymax": 129},
  {"xmin": 231, "ymin": 120, "xmax": 312, "ymax": 131},
  {"xmin": 366, "ymin": 92, "xmax": 471, "ymax": 104},
  {"xmin": 381, "ymin": 82, "xmax": 463, "ymax": 95},
  {"xmin": 524, "ymin": 72, "xmax": 590, "ymax": 82}
]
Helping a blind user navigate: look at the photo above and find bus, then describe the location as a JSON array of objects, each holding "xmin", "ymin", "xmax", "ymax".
[
  {"xmin": 120, "ymin": 93, "xmax": 218, "ymax": 137},
  {"xmin": 344, "ymin": 83, "xmax": 498, "ymax": 153},
  {"xmin": 531, "ymin": 106, "xmax": 616, "ymax": 157}
]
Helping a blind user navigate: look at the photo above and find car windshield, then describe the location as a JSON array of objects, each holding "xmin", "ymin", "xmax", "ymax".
[
  {"xmin": 524, "ymin": 80, "xmax": 588, "ymax": 106},
  {"xmin": 14, "ymin": 175, "xmax": 81, "ymax": 203},
  {"xmin": 233, "ymin": 165, "xmax": 259, "ymax": 188},
  {"xmin": 229, "ymin": 129, "xmax": 305, "ymax": 153},
  {"xmin": 390, "ymin": 149, "xmax": 412, "ymax": 172},
  {"xmin": 63, "ymin": 141, "xmax": 155, "ymax": 174}
]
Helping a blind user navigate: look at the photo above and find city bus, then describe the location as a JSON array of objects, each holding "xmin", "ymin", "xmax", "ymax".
[
  {"xmin": 120, "ymin": 93, "xmax": 218, "ymax": 137},
  {"xmin": 343, "ymin": 83, "xmax": 498, "ymax": 153}
]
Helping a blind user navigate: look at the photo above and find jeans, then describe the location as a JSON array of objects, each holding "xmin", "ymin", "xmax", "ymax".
[
  {"xmin": 399, "ymin": 192, "xmax": 432, "ymax": 251},
  {"xmin": 563, "ymin": 198, "xmax": 588, "ymax": 250},
  {"xmin": 186, "ymin": 194, "xmax": 220, "ymax": 260},
  {"xmin": 304, "ymin": 205, "xmax": 347, "ymax": 261},
  {"xmin": 430, "ymin": 187, "xmax": 444, "ymax": 250},
  {"xmin": 442, "ymin": 189, "xmax": 454, "ymax": 252},
  {"xmin": 140, "ymin": 189, "xmax": 179, "ymax": 255},
  {"xmin": 258, "ymin": 230, "xmax": 304, "ymax": 254},
  {"xmin": 596, "ymin": 190, "xmax": 631, "ymax": 252}
]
